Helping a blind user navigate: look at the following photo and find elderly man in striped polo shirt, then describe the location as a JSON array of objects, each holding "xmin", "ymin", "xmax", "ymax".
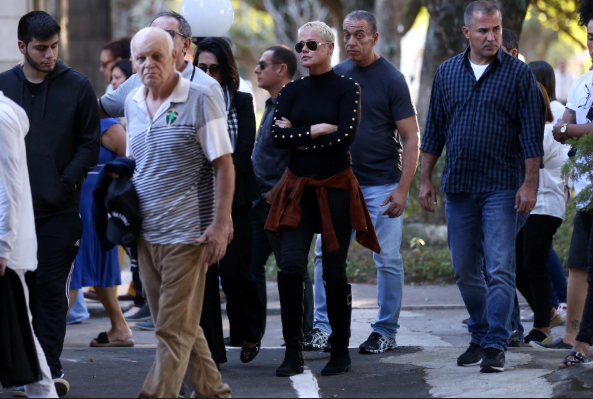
[{"xmin": 125, "ymin": 27, "xmax": 234, "ymax": 398}]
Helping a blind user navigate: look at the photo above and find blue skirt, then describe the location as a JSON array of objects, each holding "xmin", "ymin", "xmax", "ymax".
[{"xmin": 71, "ymin": 167, "xmax": 121, "ymax": 290}]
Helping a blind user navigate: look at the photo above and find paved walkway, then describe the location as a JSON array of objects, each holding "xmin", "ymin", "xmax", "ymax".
[{"xmin": 1, "ymin": 283, "xmax": 586, "ymax": 398}]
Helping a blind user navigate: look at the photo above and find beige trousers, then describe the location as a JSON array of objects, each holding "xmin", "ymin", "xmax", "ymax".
[{"xmin": 137, "ymin": 239, "xmax": 231, "ymax": 398}]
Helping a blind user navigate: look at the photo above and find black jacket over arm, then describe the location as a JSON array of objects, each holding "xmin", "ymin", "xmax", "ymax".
[{"xmin": 232, "ymin": 92, "xmax": 260, "ymax": 209}]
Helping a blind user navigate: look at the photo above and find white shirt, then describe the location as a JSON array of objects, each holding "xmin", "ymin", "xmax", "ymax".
[
  {"xmin": 0, "ymin": 92, "xmax": 37, "ymax": 271},
  {"xmin": 470, "ymin": 61, "xmax": 490, "ymax": 80},
  {"xmin": 105, "ymin": 83, "xmax": 114, "ymax": 95},
  {"xmin": 555, "ymin": 69, "xmax": 574, "ymax": 104},
  {"xmin": 531, "ymin": 124, "xmax": 568, "ymax": 219},
  {"xmin": 566, "ymin": 71, "xmax": 593, "ymax": 209},
  {"xmin": 125, "ymin": 73, "xmax": 233, "ymax": 245},
  {"xmin": 550, "ymin": 100, "xmax": 566, "ymax": 123},
  {"xmin": 239, "ymin": 77, "xmax": 256, "ymax": 110}
]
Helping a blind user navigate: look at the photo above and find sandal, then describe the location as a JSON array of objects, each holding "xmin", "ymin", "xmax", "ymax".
[
  {"xmin": 559, "ymin": 351, "xmax": 589, "ymax": 369},
  {"xmin": 90, "ymin": 332, "xmax": 135, "ymax": 348},
  {"xmin": 240, "ymin": 341, "xmax": 261, "ymax": 364}
]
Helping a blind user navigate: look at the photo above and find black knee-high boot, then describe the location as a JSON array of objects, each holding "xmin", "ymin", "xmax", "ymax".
[
  {"xmin": 321, "ymin": 284, "xmax": 353, "ymax": 376},
  {"xmin": 276, "ymin": 272, "xmax": 305, "ymax": 377}
]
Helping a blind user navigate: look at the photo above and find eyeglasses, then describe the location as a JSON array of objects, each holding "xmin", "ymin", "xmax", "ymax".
[
  {"xmin": 164, "ymin": 29, "xmax": 188, "ymax": 40},
  {"xmin": 101, "ymin": 59, "xmax": 114, "ymax": 69},
  {"xmin": 198, "ymin": 64, "xmax": 221, "ymax": 77},
  {"xmin": 295, "ymin": 41, "xmax": 333, "ymax": 54},
  {"xmin": 257, "ymin": 61, "xmax": 282, "ymax": 71}
]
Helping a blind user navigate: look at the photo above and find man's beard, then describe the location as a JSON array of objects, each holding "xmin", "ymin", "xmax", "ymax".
[{"xmin": 26, "ymin": 50, "xmax": 55, "ymax": 73}]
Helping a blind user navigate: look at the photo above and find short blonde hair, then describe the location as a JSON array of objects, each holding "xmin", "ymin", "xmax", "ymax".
[{"xmin": 298, "ymin": 21, "xmax": 335, "ymax": 43}]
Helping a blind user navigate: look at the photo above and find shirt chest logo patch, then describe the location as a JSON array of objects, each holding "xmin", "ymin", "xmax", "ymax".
[{"xmin": 165, "ymin": 108, "xmax": 179, "ymax": 126}]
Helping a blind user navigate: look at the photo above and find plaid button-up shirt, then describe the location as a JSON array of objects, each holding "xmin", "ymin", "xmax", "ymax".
[{"xmin": 421, "ymin": 47, "xmax": 545, "ymax": 194}]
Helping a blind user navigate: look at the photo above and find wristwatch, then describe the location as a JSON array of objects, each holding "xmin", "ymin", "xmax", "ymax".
[{"xmin": 560, "ymin": 123, "xmax": 569, "ymax": 140}]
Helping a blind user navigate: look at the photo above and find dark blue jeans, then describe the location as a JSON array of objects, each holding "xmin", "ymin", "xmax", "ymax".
[{"xmin": 446, "ymin": 190, "xmax": 527, "ymax": 352}]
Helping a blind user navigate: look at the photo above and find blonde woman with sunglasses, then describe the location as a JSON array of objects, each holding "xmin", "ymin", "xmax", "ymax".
[{"xmin": 265, "ymin": 21, "xmax": 380, "ymax": 378}]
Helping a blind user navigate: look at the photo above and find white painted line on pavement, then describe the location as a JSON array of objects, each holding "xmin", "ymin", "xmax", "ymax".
[{"xmin": 290, "ymin": 368, "xmax": 321, "ymax": 399}]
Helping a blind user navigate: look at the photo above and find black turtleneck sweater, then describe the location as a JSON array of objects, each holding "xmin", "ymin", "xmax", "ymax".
[{"xmin": 272, "ymin": 70, "xmax": 362, "ymax": 179}]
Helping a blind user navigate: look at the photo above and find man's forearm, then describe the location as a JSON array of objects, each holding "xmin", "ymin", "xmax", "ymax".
[
  {"xmin": 566, "ymin": 123, "xmax": 593, "ymax": 139},
  {"xmin": 213, "ymin": 154, "xmax": 235, "ymax": 223},
  {"xmin": 524, "ymin": 157, "xmax": 541, "ymax": 188},
  {"xmin": 399, "ymin": 133, "xmax": 420, "ymax": 192},
  {"xmin": 420, "ymin": 152, "xmax": 439, "ymax": 181}
]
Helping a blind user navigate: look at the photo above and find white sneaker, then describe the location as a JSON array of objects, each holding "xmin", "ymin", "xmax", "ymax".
[
  {"xmin": 520, "ymin": 312, "xmax": 534, "ymax": 322},
  {"xmin": 557, "ymin": 303, "xmax": 568, "ymax": 323}
]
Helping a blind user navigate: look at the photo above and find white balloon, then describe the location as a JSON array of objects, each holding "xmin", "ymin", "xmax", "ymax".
[{"xmin": 180, "ymin": 0, "xmax": 235, "ymax": 38}]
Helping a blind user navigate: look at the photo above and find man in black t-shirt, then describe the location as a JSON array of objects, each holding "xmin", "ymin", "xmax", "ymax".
[{"xmin": 304, "ymin": 10, "xmax": 420, "ymax": 354}]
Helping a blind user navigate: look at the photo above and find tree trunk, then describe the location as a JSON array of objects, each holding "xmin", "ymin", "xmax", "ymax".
[
  {"xmin": 417, "ymin": 0, "xmax": 472, "ymax": 129},
  {"xmin": 417, "ymin": 0, "xmax": 531, "ymax": 129},
  {"xmin": 499, "ymin": 0, "xmax": 530, "ymax": 37},
  {"xmin": 375, "ymin": 0, "xmax": 406, "ymax": 68},
  {"xmin": 320, "ymin": 0, "xmax": 347, "ymax": 61},
  {"xmin": 374, "ymin": 0, "xmax": 422, "ymax": 69}
]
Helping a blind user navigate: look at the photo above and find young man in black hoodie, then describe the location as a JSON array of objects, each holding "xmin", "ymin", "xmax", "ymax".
[{"xmin": 0, "ymin": 11, "xmax": 100, "ymax": 397}]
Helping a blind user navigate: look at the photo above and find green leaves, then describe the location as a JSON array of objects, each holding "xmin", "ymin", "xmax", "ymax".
[{"xmin": 563, "ymin": 133, "xmax": 593, "ymax": 210}]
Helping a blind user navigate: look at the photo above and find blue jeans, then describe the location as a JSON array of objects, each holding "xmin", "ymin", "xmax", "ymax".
[
  {"xmin": 446, "ymin": 190, "xmax": 526, "ymax": 352},
  {"xmin": 511, "ymin": 295, "xmax": 524, "ymax": 340},
  {"xmin": 313, "ymin": 183, "xmax": 405, "ymax": 339},
  {"xmin": 66, "ymin": 290, "xmax": 90, "ymax": 325}
]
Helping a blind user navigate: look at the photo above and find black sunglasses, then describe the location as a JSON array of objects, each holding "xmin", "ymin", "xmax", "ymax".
[
  {"xmin": 257, "ymin": 61, "xmax": 282, "ymax": 71},
  {"xmin": 198, "ymin": 64, "xmax": 221, "ymax": 77},
  {"xmin": 295, "ymin": 41, "xmax": 332, "ymax": 54}
]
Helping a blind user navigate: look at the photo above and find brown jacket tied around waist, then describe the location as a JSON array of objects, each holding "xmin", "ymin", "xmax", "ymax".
[{"xmin": 265, "ymin": 168, "xmax": 381, "ymax": 254}]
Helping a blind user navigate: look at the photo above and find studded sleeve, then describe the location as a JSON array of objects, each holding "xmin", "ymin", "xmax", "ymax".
[
  {"xmin": 271, "ymin": 83, "xmax": 314, "ymax": 149},
  {"xmin": 303, "ymin": 79, "xmax": 361, "ymax": 151}
]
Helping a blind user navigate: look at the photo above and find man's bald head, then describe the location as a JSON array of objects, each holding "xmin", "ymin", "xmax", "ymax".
[
  {"xmin": 131, "ymin": 27, "xmax": 177, "ymax": 89},
  {"xmin": 131, "ymin": 27, "xmax": 174, "ymax": 59}
]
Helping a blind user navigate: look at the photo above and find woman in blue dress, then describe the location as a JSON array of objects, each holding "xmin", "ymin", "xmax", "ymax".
[{"xmin": 69, "ymin": 117, "xmax": 133, "ymax": 347}]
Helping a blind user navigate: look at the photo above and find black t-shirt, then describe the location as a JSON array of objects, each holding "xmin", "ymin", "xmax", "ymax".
[
  {"xmin": 334, "ymin": 57, "xmax": 417, "ymax": 186},
  {"xmin": 272, "ymin": 70, "xmax": 362, "ymax": 179},
  {"xmin": 26, "ymin": 81, "xmax": 45, "ymax": 96}
]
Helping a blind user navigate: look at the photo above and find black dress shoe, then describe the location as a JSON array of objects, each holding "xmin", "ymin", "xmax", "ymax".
[{"xmin": 240, "ymin": 342, "xmax": 261, "ymax": 364}]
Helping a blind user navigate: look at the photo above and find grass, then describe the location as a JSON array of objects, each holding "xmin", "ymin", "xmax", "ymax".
[
  {"xmin": 263, "ymin": 207, "xmax": 574, "ymax": 285},
  {"xmin": 264, "ymin": 238, "xmax": 455, "ymax": 285}
]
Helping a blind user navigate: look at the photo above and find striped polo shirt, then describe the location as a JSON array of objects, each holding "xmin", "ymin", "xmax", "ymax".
[{"xmin": 125, "ymin": 73, "xmax": 232, "ymax": 245}]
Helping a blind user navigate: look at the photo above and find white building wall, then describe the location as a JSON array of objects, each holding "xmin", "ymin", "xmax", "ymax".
[{"xmin": 0, "ymin": 0, "xmax": 31, "ymax": 74}]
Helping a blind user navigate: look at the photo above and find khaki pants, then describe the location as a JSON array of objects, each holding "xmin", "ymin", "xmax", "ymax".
[{"xmin": 137, "ymin": 239, "xmax": 231, "ymax": 398}]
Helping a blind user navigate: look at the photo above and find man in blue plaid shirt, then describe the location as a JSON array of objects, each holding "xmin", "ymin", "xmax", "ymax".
[{"xmin": 419, "ymin": 0, "xmax": 545, "ymax": 373}]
